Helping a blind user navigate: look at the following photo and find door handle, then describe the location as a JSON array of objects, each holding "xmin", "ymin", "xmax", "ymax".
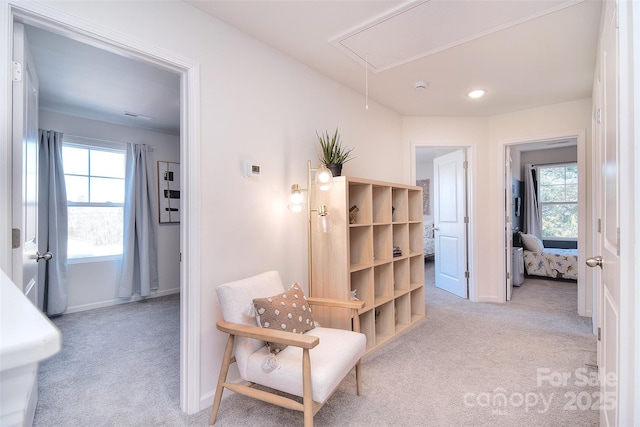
[
  {"xmin": 586, "ymin": 256, "xmax": 602, "ymax": 269},
  {"xmin": 36, "ymin": 251, "xmax": 53, "ymax": 262}
]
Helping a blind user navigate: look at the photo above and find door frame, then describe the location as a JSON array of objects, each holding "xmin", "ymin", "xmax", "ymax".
[
  {"xmin": 505, "ymin": 146, "xmax": 513, "ymax": 301},
  {"xmin": 411, "ymin": 143, "xmax": 475, "ymax": 301},
  {"xmin": 499, "ymin": 130, "xmax": 589, "ymax": 316},
  {"xmin": 0, "ymin": 2, "xmax": 203, "ymax": 414}
]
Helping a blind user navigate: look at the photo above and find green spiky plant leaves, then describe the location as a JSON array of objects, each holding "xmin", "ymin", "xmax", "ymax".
[{"xmin": 317, "ymin": 128, "xmax": 355, "ymax": 166}]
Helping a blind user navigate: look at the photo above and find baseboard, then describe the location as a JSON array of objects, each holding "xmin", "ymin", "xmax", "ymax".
[
  {"xmin": 65, "ymin": 288, "xmax": 180, "ymax": 314},
  {"xmin": 199, "ymin": 380, "xmax": 239, "ymax": 412},
  {"xmin": 475, "ymin": 295, "xmax": 503, "ymax": 303}
]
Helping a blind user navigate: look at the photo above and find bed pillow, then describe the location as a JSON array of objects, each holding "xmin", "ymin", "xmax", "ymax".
[
  {"xmin": 252, "ymin": 282, "xmax": 315, "ymax": 354},
  {"xmin": 520, "ymin": 233, "xmax": 544, "ymax": 252}
]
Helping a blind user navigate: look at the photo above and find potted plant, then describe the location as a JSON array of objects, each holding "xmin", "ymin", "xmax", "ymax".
[{"xmin": 316, "ymin": 127, "xmax": 355, "ymax": 177}]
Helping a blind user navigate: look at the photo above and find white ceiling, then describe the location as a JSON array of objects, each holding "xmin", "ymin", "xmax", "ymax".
[
  {"xmin": 24, "ymin": 25, "xmax": 181, "ymax": 135},
  {"xmin": 188, "ymin": 0, "xmax": 602, "ymax": 117},
  {"xmin": 23, "ymin": 0, "xmax": 602, "ymax": 136}
]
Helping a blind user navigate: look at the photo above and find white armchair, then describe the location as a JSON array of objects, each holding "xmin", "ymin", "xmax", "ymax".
[{"xmin": 210, "ymin": 271, "xmax": 366, "ymax": 426}]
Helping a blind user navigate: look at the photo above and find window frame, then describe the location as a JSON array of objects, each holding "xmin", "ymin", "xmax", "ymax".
[
  {"xmin": 62, "ymin": 136, "xmax": 127, "ymax": 262},
  {"xmin": 536, "ymin": 162, "xmax": 578, "ymax": 241}
]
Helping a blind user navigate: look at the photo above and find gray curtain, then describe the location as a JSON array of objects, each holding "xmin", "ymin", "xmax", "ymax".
[
  {"xmin": 118, "ymin": 144, "xmax": 159, "ymax": 297},
  {"xmin": 524, "ymin": 163, "xmax": 542, "ymax": 238},
  {"xmin": 38, "ymin": 130, "xmax": 68, "ymax": 316}
]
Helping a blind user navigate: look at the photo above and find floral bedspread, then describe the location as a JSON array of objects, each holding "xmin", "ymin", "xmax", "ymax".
[
  {"xmin": 424, "ymin": 224, "xmax": 435, "ymax": 256},
  {"xmin": 523, "ymin": 248, "xmax": 578, "ymax": 280}
]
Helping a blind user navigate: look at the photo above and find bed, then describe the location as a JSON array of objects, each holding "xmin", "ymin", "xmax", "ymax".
[
  {"xmin": 519, "ymin": 233, "xmax": 578, "ymax": 281},
  {"xmin": 424, "ymin": 223, "xmax": 435, "ymax": 259}
]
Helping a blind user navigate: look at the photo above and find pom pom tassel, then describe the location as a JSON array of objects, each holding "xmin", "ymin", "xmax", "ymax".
[
  {"xmin": 262, "ymin": 353, "xmax": 280, "ymax": 373},
  {"xmin": 242, "ymin": 304, "xmax": 257, "ymax": 318}
]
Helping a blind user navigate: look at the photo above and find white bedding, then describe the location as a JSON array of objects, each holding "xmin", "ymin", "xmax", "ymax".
[{"xmin": 523, "ymin": 248, "xmax": 578, "ymax": 281}]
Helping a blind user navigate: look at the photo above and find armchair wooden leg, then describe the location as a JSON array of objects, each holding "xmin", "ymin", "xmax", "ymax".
[
  {"xmin": 209, "ymin": 335, "xmax": 235, "ymax": 425},
  {"xmin": 355, "ymin": 360, "xmax": 363, "ymax": 396},
  {"xmin": 302, "ymin": 348, "xmax": 313, "ymax": 427}
]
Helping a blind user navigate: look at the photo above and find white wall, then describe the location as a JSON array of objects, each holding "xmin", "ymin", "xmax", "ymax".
[
  {"xmin": 9, "ymin": 0, "xmax": 404, "ymax": 410},
  {"xmin": 3, "ymin": 0, "xmax": 596, "ymax": 414},
  {"xmin": 489, "ymin": 99, "xmax": 593, "ymax": 312},
  {"xmin": 39, "ymin": 110, "xmax": 181, "ymax": 312},
  {"xmin": 416, "ymin": 159, "xmax": 434, "ymax": 225},
  {"xmin": 520, "ymin": 145, "xmax": 577, "ymax": 171},
  {"xmin": 403, "ymin": 99, "xmax": 593, "ymax": 304},
  {"xmin": 404, "ymin": 117, "xmax": 489, "ymax": 300}
]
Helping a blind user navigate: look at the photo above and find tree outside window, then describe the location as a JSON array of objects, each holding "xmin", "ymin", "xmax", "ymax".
[
  {"xmin": 537, "ymin": 163, "xmax": 578, "ymax": 239},
  {"xmin": 62, "ymin": 143, "xmax": 125, "ymax": 259}
]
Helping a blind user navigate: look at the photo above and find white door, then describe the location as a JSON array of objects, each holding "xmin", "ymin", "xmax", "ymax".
[
  {"xmin": 589, "ymin": 4, "xmax": 619, "ymax": 425},
  {"xmin": 12, "ymin": 22, "xmax": 42, "ymax": 308},
  {"xmin": 505, "ymin": 146, "xmax": 513, "ymax": 301},
  {"xmin": 433, "ymin": 149, "xmax": 468, "ymax": 298}
]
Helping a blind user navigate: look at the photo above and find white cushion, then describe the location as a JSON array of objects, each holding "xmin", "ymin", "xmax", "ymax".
[
  {"xmin": 216, "ymin": 271, "xmax": 286, "ymax": 378},
  {"xmin": 245, "ymin": 326, "xmax": 366, "ymax": 403},
  {"xmin": 520, "ymin": 233, "xmax": 544, "ymax": 252}
]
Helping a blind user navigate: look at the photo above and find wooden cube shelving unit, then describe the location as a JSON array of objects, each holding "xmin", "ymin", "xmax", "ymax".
[{"xmin": 311, "ymin": 176, "xmax": 425, "ymax": 356}]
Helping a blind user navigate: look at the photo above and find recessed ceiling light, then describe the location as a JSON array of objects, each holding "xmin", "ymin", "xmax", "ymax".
[
  {"xmin": 467, "ymin": 89, "xmax": 486, "ymax": 99},
  {"xmin": 414, "ymin": 81, "xmax": 428, "ymax": 90}
]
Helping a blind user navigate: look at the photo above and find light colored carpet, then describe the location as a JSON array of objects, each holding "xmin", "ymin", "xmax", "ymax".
[{"xmin": 34, "ymin": 262, "xmax": 597, "ymax": 426}]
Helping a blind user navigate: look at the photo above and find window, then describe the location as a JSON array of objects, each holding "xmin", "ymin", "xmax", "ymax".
[
  {"xmin": 537, "ymin": 163, "xmax": 578, "ymax": 239},
  {"xmin": 62, "ymin": 142, "xmax": 126, "ymax": 259}
]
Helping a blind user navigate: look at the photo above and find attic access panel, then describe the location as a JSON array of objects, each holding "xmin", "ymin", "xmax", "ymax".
[{"xmin": 331, "ymin": 0, "xmax": 584, "ymax": 72}]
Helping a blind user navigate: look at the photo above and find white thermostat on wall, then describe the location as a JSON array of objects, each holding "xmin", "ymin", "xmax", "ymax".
[{"xmin": 244, "ymin": 160, "xmax": 262, "ymax": 180}]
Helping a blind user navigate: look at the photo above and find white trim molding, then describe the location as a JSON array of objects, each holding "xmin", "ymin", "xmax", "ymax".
[
  {"xmin": 499, "ymin": 129, "xmax": 589, "ymax": 316},
  {"xmin": 3, "ymin": 1, "xmax": 202, "ymax": 415},
  {"xmin": 410, "ymin": 142, "xmax": 477, "ymax": 302}
]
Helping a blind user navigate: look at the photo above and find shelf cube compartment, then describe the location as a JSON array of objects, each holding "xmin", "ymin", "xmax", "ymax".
[
  {"xmin": 392, "ymin": 223, "xmax": 409, "ymax": 258},
  {"xmin": 349, "ymin": 226, "xmax": 373, "ymax": 269},
  {"xmin": 409, "ymin": 255, "xmax": 425, "ymax": 290},
  {"xmin": 394, "ymin": 293, "xmax": 411, "ymax": 331},
  {"xmin": 374, "ymin": 263, "xmax": 393, "ymax": 305},
  {"xmin": 391, "ymin": 188, "xmax": 408, "ymax": 222},
  {"xmin": 350, "ymin": 268, "xmax": 373, "ymax": 313},
  {"xmin": 411, "ymin": 286, "xmax": 426, "ymax": 320},
  {"xmin": 374, "ymin": 301, "xmax": 395, "ymax": 347},
  {"xmin": 372, "ymin": 185, "xmax": 392, "ymax": 224},
  {"xmin": 408, "ymin": 188, "xmax": 423, "ymax": 222},
  {"xmin": 360, "ymin": 309, "xmax": 375, "ymax": 351},
  {"xmin": 393, "ymin": 257, "xmax": 410, "ymax": 295},
  {"xmin": 348, "ymin": 183, "xmax": 372, "ymax": 225},
  {"xmin": 409, "ymin": 222, "xmax": 424, "ymax": 256},
  {"xmin": 373, "ymin": 224, "xmax": 392, "ymax": 263}
]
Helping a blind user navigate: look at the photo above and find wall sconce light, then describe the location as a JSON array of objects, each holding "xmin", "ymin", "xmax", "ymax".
[
  {"xmin": 289, "ymin": 184, "xmax": 304, "ymax": 212},
  {"xmin": 288, "ymin": 161, "xmax": 333, "ymax": 216},
  {"xmin": 289, "ymin": 160, "xmax": 333, "ymax": 295}
]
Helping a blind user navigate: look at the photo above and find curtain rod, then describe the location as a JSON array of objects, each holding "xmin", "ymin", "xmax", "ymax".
[{"xmin": 61, "ymin": 133, "xmax": 156, "ymax": 150}]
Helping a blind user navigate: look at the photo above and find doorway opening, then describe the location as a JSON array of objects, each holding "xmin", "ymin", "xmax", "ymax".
[
  {"xmin": 501, "ymin": 131, "xmax": 589, "ymax": 316},
  {"xmin": 414, "ymin": 145, "xmax": 471, "ymax": 300},
  {"xmin": 7, "ymin": 5, "xmax": 201, "ymax": 414}
]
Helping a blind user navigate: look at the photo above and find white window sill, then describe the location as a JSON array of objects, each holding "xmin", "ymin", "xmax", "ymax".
[{"xmin": 68, "ymin": 255, "xmax": 122, "ymax": 265}]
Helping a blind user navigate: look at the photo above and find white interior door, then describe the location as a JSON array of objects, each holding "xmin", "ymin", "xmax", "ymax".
[
  {"xmin": 433, "ymin": 149, "xmax": 468, "ymax": 298},
  {"xmin": 505, "ymin": 146, "xmax": 513, "ymax": 301},
  {"xmin": 589, "ymin": 4, "xmax": 620, "ymax": 425},
  {"xmin": 12, "ymin": 22, "xmax": 41, "ymax": 308}
]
